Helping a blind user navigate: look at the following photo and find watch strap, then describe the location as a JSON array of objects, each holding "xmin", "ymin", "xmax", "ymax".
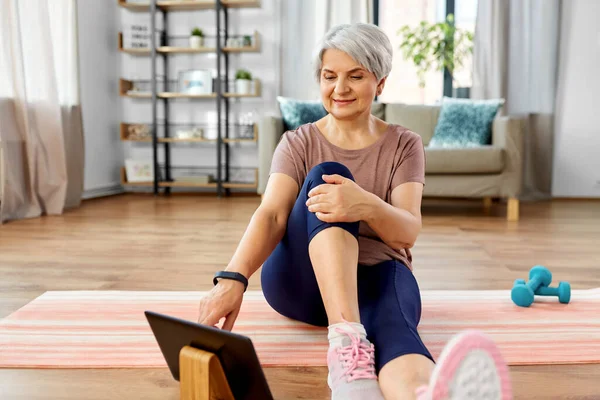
[{"xmin": 213, "ymin": 271, "xmax": 248, "ymax": 292}]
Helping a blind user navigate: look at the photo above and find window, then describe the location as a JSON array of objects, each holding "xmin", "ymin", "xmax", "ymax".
[
  {"xmin": 378, "ymin": 0, "xmax": 478, "ymax": 104},
  {"xmin": 0, "ymin": 0, "xmax": 78, "ymax": 104},
  {"xmin": 452, "ymin": 0, "xmax": 478, "ymax": 91}
]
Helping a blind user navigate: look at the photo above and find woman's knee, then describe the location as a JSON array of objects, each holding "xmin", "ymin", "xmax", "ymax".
[
  {"xmin": 301, "ymin": 162, "xmax": 360, "ymax": 241},
  {"xmin": 306, "ymin": 162, "xmax": 355, "ymax": 186}
]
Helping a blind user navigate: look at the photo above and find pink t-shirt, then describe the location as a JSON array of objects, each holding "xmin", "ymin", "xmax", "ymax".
[{"xmin": 269, "ymin": 122, "xmax": 426, "ymax": 269}]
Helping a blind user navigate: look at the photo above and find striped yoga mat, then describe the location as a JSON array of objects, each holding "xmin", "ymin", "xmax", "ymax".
[{"xmin": 1, "ymin": 290, "xmax": 599, "ymax": 369}]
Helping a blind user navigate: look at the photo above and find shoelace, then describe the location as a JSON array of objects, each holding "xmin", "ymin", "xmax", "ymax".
[{"xmin": 334, "ymin": 321, "xmax": 377, "ymax": 382}]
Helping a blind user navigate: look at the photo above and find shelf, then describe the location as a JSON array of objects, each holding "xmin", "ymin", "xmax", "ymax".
[
  {"xmin": 118, "ymin": 0, "xmax": 261, "ymax": 11},
  {"xmin": 161, "ymin": 181, "xmax": 218, "ymax": 188},
  {"xmin": 223, "ymin": 31, "xmax": 261, "ymax": 53},
  {"xmin": 119, "ymin": 33, "xmax": 214, "ymax": 54},
  {"xmin": 159, "ymin": 92, "xmax": 217, "ymax": 99},
  {"xmin": 224, "ymin": 79, "xmax": 262, "ymax": 97},
  {"xmin": 119, "ymin": 78, "xmax": 262, "ymax": 98},
  {"xmin": 119, "ymin": 0, "xmax": 262, "ymax": 197},
  {"xmin": 121, "ymin": 166, "xmax": 257, "ymax": 189},
  {"xmin": 118, "ymin": 33, "xmax": 151, "ymax": 55},
  {"xmin": 117, "ymin": 0, "xmax": 153, "ymax": 11},
  {"xmin": 118, "ymin": 31, "xmax": 260, "ymax": 54},
  {"xmin": 120, "ymin": 167, "xmax": 154, "ymax": 186},
  {"xmin": 222, "ymin": 182, "xmax": 256, "ymax": 189},
  {"xmin": 122, "ymin": 137, "xmax": 256, "ymax": 143},
  {"xmin": 221, "ymin": 0, "xmax": 261, "ymax": 8},
  {"xmin": 223, "ymin": 123, "xmax": 258, "ymax": 142},
  {"xmin": 223, "ymin": 168, "xmax": 258, "ymax": 189},
  {"xmin": 121, "ymin": 167, "xmax": 217, "ymax": 188},
  {"xmin": 119, "ymin": 79, "xmax": 150, "ymax": 97},
  {"xmin": 160, "ymin": 138, "xmax": 210, "ymax": 143},
  {"xmin": 120, "ymin": 122, "xmax": 258, "ymax": 143},
  {"xmin": 158, "ymin": 46, "xmax": 215, "ymax": 53}
]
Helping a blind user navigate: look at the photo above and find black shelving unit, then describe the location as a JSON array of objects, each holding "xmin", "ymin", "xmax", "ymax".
[{"xmin": 118, "ymin": 0, "xmax": 261, "ymax": 196}]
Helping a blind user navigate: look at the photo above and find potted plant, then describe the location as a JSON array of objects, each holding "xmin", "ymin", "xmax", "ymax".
[
  {"xmin": 190, "ymin": 27, "xmax": 204, "ymax": 48},
  {"xmin": 242, "ymin": 35, "xmax": 253, "ymax": 47},
  {"xmin": 397, "ymin": 14, "xmax": 474, "ymax": 97},
  {"xmin": 235, "ymin": 69, "xmax": 253, "ymax": 95}
]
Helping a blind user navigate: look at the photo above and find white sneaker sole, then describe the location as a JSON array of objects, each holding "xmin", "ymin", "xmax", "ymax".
[{"xmin": 426, "ymin": 330, "xmax": 512, "ymax": 400}]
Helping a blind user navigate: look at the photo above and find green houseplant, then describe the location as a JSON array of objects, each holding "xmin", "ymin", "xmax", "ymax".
[
  {"xmin": 397, "ymin": 14, "xmax": 474, "ymax": 94},
  {"xmin": 189, "ymin": 27, "xmax": 204, "ymax": 48},
  {"xmin": 235, "ymin": 69, "xmax": 253, "ymax": 95}
]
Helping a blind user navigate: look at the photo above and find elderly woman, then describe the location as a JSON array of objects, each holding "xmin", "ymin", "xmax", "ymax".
[{"xmin": 198, "ymin": 23, "xmax": 512, "ymax": 400}]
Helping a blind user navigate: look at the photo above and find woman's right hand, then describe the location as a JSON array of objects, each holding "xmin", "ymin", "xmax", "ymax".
[{"xmin": 197, "ymin": 279, "xmax": 245, "ymax": 331}]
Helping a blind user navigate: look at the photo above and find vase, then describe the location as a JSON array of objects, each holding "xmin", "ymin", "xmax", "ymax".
[
  {"xmin": 189, "ymin": 36, "xmax": 203, "ymax": 48},
  {"xmin": 235, "ymin": 79, "xmax": 252, "ymax": 95}
]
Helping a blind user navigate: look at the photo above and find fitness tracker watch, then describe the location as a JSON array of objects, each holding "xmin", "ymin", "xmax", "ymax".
[{"xmin": 213, "ymin": 271, "xmax": 248, "ymax": 292}]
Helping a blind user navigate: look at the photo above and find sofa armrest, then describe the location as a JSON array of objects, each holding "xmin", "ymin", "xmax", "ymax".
[
  {"xmin": 257, "ymin": 115, "xmax": 284, "ymax": 195},
  {"xmin": 492, "ymin": 116, "xmax": 526, "ymax": 198}
]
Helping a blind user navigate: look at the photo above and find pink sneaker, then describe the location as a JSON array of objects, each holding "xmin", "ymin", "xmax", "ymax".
[
  {"xmin": 327, "ymin": 323, "xmax": 384, "ymax": 400},
  {"xmin": 416, "ymin": 330, "xmax": 512, "ymax": 400}
]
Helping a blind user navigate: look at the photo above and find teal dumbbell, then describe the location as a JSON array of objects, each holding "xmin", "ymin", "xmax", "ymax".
[
  {"xmin": 511, "ymin": 266, "xmax": 553, "ymax": 307},
  {"xmin": 535, "ymin": 281, "xmax": 571, "ymax": 304}
]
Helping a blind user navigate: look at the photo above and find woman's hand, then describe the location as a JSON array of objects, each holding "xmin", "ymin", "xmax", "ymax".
[
  {"xmin": 197, "ymin": 279, "xmax": 245, "ymax": 331},
  {"xmin": 306, "ymin": 174, "xmax": 375, "ymax": 223}
]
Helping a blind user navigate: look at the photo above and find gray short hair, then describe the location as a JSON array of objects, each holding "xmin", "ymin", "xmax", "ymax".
[{"xmin": 313, "ymin": 23, "xmax": 393, "ymax": 82}]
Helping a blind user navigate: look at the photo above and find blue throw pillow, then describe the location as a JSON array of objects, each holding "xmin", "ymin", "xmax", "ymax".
[
  {"xmin": 277, "ymin": 96, "xmax": 328, "ymax": 131},
  {"xmin": 429, "ymin": 97, "xmax": 505, "ymax": 148}
]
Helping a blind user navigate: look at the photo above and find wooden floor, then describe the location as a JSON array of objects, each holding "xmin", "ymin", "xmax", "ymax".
[{"xmin": 1, "ymin": 194, "xmax": 599, "ymax": 399}]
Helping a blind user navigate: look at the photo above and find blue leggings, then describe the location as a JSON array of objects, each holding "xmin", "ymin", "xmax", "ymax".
[{"xmin": 261, "ymin": 162, "xmax": 433, "ymax": 372}]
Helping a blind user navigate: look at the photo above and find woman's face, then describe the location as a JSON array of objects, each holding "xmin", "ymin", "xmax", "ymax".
[{"xmin": 319, "ymin": 49, "xmax": 385, "ymax": 120}]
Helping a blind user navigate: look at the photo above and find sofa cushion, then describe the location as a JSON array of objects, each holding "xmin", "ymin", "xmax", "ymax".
[
  {"xmin": 425, "ymin": 146, "xmax": 505, "ymax": 174},
  {"xmin": 277, "ymin": 96, "xmax": 328, "ymax": 131},
  {"xmin": 429, "ymin": 97, "xmax": 504, "ymax": 148},
  {"xmin": 384, "ymin": 103, "xmax": 440, "ymax": 146}
]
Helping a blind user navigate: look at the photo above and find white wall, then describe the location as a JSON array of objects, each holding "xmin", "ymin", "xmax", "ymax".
[
  {"xmin": 78, "ymin": 0, "xmax": 123, "ymax": 198},
  {"xmin": 119, "ymin": 0, "xmax": 280, "ymax": 186},
  {"xmin": 552, "ymin": 0, "xmax": 600, "ymax": 198}
]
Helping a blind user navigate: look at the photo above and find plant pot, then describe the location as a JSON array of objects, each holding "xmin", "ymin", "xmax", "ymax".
[
  {"xmin": 235, "ymin": 79, "xmax": 252, "ymax": 95},
  {"xmin": 189, "ymin": 36, "xmax": 204, "ymax": 48}
]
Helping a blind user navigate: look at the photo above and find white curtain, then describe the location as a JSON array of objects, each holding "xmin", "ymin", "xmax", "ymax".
[
  {"xmin": 0, "ymin": 0, "xmax": 84, "ymax": 223},
  {"xmin": 280, "ymin": 0, "xmax": 371, "ymax": 100},
  {"xmin": 471, "ymin": 0, "xmax": 561, "ymax": 199}
]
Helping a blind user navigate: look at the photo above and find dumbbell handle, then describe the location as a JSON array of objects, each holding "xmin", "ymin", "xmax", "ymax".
[
  {"xmin": 536, "ymin": 286, "xmax": 559, "ymax": 296},
  {"xmin": 527, "ymin": 275, "xmax": 545, "ymax": 291}
]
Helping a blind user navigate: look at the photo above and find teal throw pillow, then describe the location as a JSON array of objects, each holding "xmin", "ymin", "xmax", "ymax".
[
  {"xmin": 277, "ymin": 96, "xmax": 328, "ymax": 131},
  {"xmin": 429, "ymin": 97, "xmax": 505, "ymax": 148}
]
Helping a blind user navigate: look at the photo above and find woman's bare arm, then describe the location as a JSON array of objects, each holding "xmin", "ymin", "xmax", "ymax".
[
  {"xmin": 223, "ymin": 173, "xmax": 299, "ymax": 279},
  {"xmin": 363, "ymin": 182, "xmax": 423, "ymax": 249}
]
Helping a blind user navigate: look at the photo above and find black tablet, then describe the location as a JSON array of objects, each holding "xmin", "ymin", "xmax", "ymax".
[{"xmin": 144, "ymin": 311, "xmax": 274, "ymax": 400}]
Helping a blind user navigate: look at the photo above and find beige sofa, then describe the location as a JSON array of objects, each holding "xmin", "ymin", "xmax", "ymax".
[{"xmin": 258, "ymin": 103, "xmax": 525, "ymax": 221}]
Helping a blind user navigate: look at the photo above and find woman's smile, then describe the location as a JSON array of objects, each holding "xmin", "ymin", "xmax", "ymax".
[{"xmin": 333, "ymin": 98, "xmax": 356, "ymax": 106}]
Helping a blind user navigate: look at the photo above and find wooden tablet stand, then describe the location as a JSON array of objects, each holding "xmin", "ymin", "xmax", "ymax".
[{"xmin": 179, "ymin": 345, "xmax": 235, "ymax": 400}]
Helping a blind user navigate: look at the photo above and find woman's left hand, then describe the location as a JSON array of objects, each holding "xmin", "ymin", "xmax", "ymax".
[{"xmin": 306, "ymin": 174, "xmax": 374, "ymax": 223}]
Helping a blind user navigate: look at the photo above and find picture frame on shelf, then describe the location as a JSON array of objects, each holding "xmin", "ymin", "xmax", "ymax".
[
  {"xmin": 123, "ymin": 24, "xmax": 161, "ymax": 49},
  {"xmin": 178, "ymin": 70, "xmax": 213, "ymax": 95},
  {"xmin": 127, "ymin": 124, "xmax": 151, "ymax": 140},
  {"xmin": 125, "ymin": 159, "xmax": 154, "ymax": 182}
]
